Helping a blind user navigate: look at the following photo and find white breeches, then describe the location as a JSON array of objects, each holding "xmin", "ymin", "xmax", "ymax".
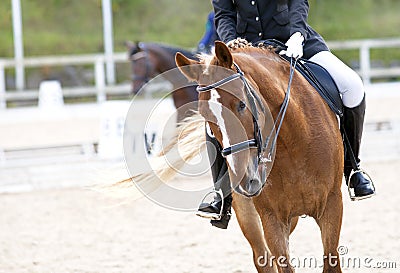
[{"xmin": 309, "ymin": 51, "xmax": 365, "ymax": 108}]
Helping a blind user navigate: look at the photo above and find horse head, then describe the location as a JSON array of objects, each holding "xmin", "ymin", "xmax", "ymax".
[
  {"xmin": 176, "ymin": 41, "xmax": 272, "ymax": 197},
  {"xmin": 126, "ymin": 41, "xmax": 156, "ymax": 94}
]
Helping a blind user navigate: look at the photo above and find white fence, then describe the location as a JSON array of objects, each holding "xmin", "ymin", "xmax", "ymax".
[
  {"xmin": 0, "ymin": 38, "xmax": 399, "ymax": 110},
  {"xmin": 0, "ymin": 52, "xmax": 131, "ymax": 109}
]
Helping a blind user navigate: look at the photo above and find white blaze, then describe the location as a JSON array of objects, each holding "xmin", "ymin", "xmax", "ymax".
[{"xmin": 208, "ymin": 89, "xmax": 237, "ymax": 175}]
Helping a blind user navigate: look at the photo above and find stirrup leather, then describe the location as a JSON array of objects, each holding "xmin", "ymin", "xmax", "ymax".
[
  {"xmin": 196, "ymin": 189, "xmax": 224, "ymax": 220},
  {"xmin": 347, "ymin": 169, "xmax": 376, "ymax": 201}
]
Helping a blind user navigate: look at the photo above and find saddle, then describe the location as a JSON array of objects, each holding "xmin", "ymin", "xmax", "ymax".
[{"xmin": 295, "ymin": 59, "xmax": 343, "ymax": 117}]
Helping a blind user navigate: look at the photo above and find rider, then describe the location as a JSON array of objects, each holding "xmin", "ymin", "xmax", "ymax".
[
  {"xmin": 197, "ymin": 0, "xmax": 376, "ymax": 229},
  {"xmin": 197, "ymin": 11, "xmax": 219, "ymax": 54}
]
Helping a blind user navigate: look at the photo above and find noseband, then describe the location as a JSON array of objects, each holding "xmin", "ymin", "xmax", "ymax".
[{"xmin": 196, "ymin": 57, "xmax": 297, "ymax": 165}]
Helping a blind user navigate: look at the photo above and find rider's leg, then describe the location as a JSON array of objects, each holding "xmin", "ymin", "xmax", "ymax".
[
  {"xmin": 309, "ymin": 51, "xmax": 375, "ymax": 199},
  {"xmin": 197, "ymin": 123, "xmax": 232, "ymax": 229}
]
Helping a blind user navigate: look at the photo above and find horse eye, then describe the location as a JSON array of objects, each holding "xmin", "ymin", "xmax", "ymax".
[{"xmin": 238, "ymin": 101, "xmax": 246, "ymax": 111}]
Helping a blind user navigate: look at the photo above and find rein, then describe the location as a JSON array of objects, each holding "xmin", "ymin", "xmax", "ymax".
[
  {"xmin": 262, "ymin": 57, "xmax": 298, "ymax": 162},
  {"xmin": 196, "ymin": 57, "xmax": 298, "ymax": 165}
]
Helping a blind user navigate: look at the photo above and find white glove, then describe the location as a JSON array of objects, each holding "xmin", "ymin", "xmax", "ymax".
[{"xmin": 283, "ymin": 32, "xmax": 304, "ymax": 59}]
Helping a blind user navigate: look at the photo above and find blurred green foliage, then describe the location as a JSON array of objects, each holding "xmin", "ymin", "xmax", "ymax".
[{"xmin": 0, "ymin": 0, "xmax": 399, "ymax": 65}]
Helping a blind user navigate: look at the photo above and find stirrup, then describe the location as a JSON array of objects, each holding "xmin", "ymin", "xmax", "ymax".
[
  {"xmin": 347, "ymin": 169, "xmax": 376, "ymax": 201},
  {"xmin": 196, "ymin": 189, "xmax": 224, "ymax": 220}
]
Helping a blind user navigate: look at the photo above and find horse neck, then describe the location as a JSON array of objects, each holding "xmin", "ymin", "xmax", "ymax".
[{"xmin": 147, "ymin": 44, "xmax": 178, "ymax": 73}]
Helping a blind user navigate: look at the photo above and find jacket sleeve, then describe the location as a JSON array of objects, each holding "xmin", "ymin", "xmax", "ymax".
[
  {"xmin": 212, "ymin": 0, "xmax": 237, "ymax": 43},
  {"xmin": 288, "ymin": 0, "xmax": 309, "ymax": 39}
]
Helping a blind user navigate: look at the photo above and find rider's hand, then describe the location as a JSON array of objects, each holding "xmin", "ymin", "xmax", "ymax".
[{"xmin": 282, "ymin": 32, "xmax": 304, "ymax": 59}]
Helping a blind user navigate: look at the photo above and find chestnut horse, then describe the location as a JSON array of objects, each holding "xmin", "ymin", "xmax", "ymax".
[
  {"xmin": 175, "ymin": 41, "xmax": 344, "ymax": 273},
  {"xmin": 127, "ymin": 41, "xmax": 199, "ymax": 121}
]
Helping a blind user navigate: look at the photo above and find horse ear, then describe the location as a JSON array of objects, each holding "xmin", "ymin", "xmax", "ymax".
[
  {"xmin": 214, "ymin": 41, "xmax": 233, "ymax": 68},
  {"xmin": 175, "ymin": 52, "xmax": 201, "ymax": 81},
  {"xmin": 125, "ymin": 40, "xmax": 135, "ymax": 50}
]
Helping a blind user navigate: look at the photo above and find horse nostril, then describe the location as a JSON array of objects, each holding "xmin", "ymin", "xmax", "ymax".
[
  {"xmin": 249, "ymin": 179, "xmax": 259, "ymax": 185},
  {"xmin": 247, "ymin": 178, "xmax": 262, "ymax": 195}
]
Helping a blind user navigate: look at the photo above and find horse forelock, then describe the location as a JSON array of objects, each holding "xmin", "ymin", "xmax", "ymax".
[{"xmin": 197, "ymin": 53, "xmax": 215, "ymax": 75}]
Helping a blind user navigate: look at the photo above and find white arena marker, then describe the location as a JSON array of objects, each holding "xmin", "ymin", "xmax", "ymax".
[
  {"xmin": 38, "ymin": 80, "xmax": 64, "ymax": 110},
  {"xmin": 98, "ymin": 100, "xmax": 130, "ymax": 160}
]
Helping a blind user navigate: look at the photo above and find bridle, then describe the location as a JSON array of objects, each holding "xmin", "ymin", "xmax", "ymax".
[
  {"xmin": 196, "ymin": 57, "xmax": 298, "ymax": 166},
  {"xmin": 130, "ymin": 48, "xmax": 153, "ymax": 86}
]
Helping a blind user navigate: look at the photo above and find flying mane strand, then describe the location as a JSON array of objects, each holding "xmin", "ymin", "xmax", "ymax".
[{"xmin": 102, "ymin": 112, "xmax": 206, "ymax": 201}]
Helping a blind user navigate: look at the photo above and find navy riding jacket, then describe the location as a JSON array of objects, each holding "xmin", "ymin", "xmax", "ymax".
[{"xmin": 212, "ymin": 0, "xmax": 328, "ymax": 59}]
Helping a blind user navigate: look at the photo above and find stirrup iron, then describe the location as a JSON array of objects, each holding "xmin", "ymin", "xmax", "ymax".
[
  {"xmin": 196, "ymin": 189, "xmax": 224, "ymax": 220},
  {"xmin": 347, "ymin": 169, "xmax": 376, "ymax": 201}
]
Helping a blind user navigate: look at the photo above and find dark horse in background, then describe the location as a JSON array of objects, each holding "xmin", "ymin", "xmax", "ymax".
[{"xmin": 126, "ymin": 41, "xmax": 199, "ymax": 122}]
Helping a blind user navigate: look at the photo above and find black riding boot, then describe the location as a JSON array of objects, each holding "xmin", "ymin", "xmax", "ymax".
[
  {"xmin": 197, "ymin": 127, "xmax": 232, "ymax": 229},
  {"xmin": 343, "ymin": 95, "xmax": 375, "ymax": 200}
]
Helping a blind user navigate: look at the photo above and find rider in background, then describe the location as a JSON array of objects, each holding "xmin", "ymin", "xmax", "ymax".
[
  {"xmin": 197, "ymin": 12, "xmax": 219, "ymax": 54},
  {"xmin": 197, "ymin": 0, "xmax": 376, "ymax": 229}
]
